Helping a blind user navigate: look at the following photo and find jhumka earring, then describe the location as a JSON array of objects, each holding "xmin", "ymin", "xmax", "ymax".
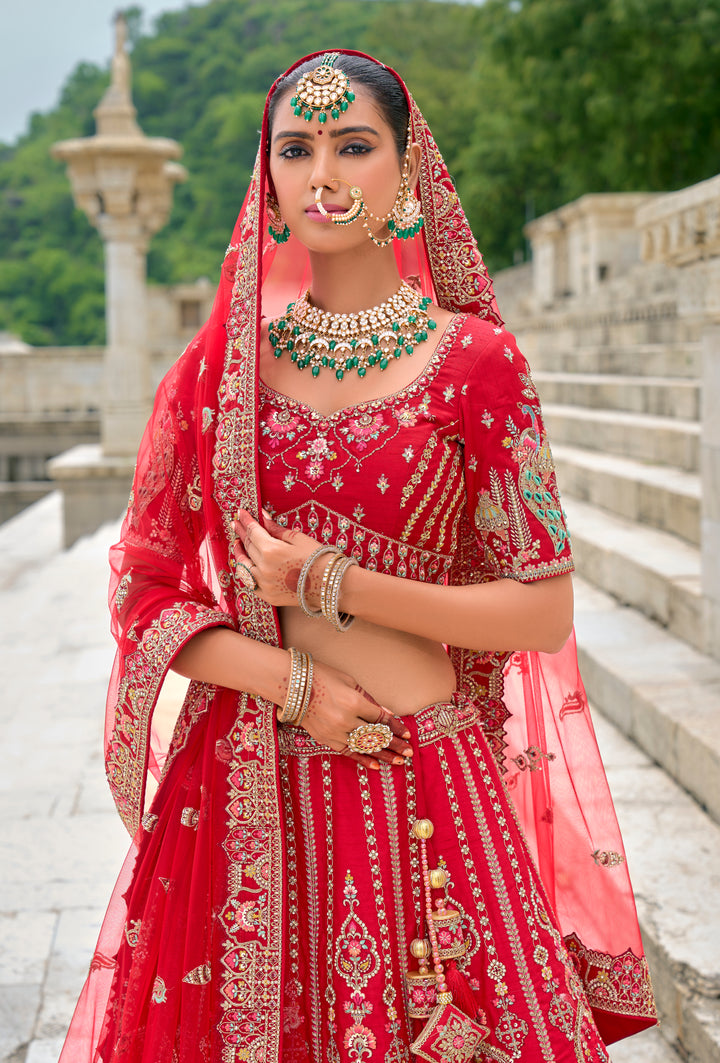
[
  {"xmin": 386, "ymin": 129, "xmax": 424, "ymax": 241},
  {"xmin": 290, "ymin": 52, "xmax": 356, "ymax": 124},
  {"xmin": 266, "ymin": 193, "xmax": 290, "ymax": 245}
]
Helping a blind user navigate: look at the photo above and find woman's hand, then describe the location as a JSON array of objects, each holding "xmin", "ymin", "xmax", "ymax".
[
  {"xmin": 299, "ymin": 660, "xmax": 413, "ymax": 771},
  {"xmin": 232, "ymin": 508, "xmax": 326, "ymax": 607}
]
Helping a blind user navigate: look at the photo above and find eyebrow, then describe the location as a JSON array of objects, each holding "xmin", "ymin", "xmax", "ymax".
[{"xmin": 272, "ymin": 125, "xmax": 380, "ymax": 144}]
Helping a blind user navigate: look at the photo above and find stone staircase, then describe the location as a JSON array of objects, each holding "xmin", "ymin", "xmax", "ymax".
[{"xmin": 522, "ymin": 322, "xmax": 720, "ymax": 1062}]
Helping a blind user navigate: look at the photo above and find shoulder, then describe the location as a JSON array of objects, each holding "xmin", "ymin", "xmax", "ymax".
[{"xmin": 445, "ymin": 315, "xmax": 532, "ymax": 408}]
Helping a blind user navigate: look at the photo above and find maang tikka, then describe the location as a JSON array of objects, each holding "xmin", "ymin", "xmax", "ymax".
[{"xmin": 291, "ymin": 52, "xmax": 356, "ymax": 124}]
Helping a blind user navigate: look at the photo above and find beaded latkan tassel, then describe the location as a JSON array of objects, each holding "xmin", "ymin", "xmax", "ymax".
[{"xmin": 406, "ymin": 819, "xmax": 489, "ymax": 1062}]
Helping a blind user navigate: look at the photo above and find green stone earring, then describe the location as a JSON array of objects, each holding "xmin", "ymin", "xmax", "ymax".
[{"xmin": 266, "ymin": 194, "xmax": 290, "ymax": 245}]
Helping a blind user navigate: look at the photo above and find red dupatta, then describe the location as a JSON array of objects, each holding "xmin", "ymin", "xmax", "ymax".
[{"xmin": 99, "ymin": 51, "xmax": 653, "ymax": 1059}]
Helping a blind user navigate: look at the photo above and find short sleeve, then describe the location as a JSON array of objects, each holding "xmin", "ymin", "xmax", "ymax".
[{"xmin": 458, "ymin": 326, "xmax": 574, "ymax": 582}]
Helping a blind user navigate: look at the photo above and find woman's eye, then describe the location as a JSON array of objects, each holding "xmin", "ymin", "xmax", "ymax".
[
  {"xmin": 278, "ymin": 144, "xmax": 308, "ymax": 159},
  {"xmin": 341, "ymin": 143, "xmax": 371, "ymax": 156}
]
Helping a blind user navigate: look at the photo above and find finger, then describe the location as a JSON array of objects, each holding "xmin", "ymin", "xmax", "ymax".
[
  {"xmin": 232, "ymin": 544, "xmax": 253, "ymax": 568},
  {"xmin": 374, "ymin": 706, "xmax": 412, "ymax": 742},
  {"xmin": 261, "ymin": 509, "xmax": 289, "ymax": 539}
]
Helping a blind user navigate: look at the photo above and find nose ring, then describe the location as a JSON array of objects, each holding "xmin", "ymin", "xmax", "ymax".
[{"xmin": 315, "ymin": 181, "xmax": 364, "ymax": 225}]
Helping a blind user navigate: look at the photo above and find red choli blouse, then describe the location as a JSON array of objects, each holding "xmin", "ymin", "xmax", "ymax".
[{"xmin": 258, "ymin": 314, "xmax": 574, "ymax": 587}]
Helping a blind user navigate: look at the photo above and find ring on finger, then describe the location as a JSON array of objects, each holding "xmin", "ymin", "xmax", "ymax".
[
  {"xmin": 347, "ymin": 722, "xmax": 393, "ymax": 755},
  {"xmin": 236, "ymin": 562, "xmax": 258, "ymax": 593}
]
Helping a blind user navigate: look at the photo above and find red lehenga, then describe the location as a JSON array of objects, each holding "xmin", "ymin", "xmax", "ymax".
[{"xmin": 60, "ymin": 51, "xmax": 657, "ymax": 1063}]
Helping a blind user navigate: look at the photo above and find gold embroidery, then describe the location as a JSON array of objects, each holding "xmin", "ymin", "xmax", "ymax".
[
  {"xmin": 183, "ymin": 963, "xmax": 211, "ymax": 985},
  {"xmin": 180, "ymin": 807, "xmax": 199, "ymax": 829}
]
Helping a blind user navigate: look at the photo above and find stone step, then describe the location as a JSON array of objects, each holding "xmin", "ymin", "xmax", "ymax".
[
  {"xmin": 564, "ymin": 496, "xmax": 703, "ymax": 650},
  {"xmin": 527, "ymin": 342, "xmax": 700, "ymax": 378},
  {"xmin": 543, "ymin": 404, "xmax": 700, "ymax": 471},
  {"xmin": 553, "ymin": 444, "xmax": 700, "ymax": 545},
  {"xmin": 574, "ymin": 576, "xmax": 720, "ymax": 824},
  {"xmin": 534, "ymin": 371, "xmax": 699, "ymax": 420},
  {"xmin": 591, "ymin": 705, "xmax": 720, "ymax": 1063}
]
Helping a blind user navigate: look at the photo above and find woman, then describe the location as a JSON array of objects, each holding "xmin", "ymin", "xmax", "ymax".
[{"xmin": 61, "ymin": 51, "xmax": 657, "ymax": 1062}]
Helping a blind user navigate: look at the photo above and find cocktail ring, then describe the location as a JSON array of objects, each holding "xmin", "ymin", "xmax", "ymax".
[
  {"xmin": 347, "ymin": 722, "xmax": 393, "ymax": 755},
  {"xmin": 236, "ymin": 563, "xmax": 258, "ymax": 593}
]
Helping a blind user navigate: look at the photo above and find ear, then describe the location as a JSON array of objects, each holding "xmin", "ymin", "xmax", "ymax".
[{"xmin": 407, "ymin": 142, "xmax": 422, "ymax": 193}]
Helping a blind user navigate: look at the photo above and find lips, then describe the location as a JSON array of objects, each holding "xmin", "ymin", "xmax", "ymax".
[{"xmin": 304, "ymin": 204, "xmax": 346, "ymax": 214}]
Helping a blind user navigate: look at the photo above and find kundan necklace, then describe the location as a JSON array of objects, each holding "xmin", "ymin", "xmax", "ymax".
[{"xmin": 268, "ymin": 282, "xmax": 437, "ymax": 380}]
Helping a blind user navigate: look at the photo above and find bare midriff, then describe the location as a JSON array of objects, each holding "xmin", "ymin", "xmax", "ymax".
[{"xmin": 279, "ymin": 605, "xmax": 457, "ymax": 716}]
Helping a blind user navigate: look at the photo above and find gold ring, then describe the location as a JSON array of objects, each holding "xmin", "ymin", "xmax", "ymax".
[
  {"xmin": 347, "ymin": 722, "xmax": 393, "ymax": 755},
  {"xmin": 236, "ymin": 563, "xmax": 258, "ymax": 593}
]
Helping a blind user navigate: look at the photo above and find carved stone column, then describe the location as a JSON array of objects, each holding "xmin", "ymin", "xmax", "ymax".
[{"xmin": 48, "ymin": 14, "xmax": 185, "ymax": 544}]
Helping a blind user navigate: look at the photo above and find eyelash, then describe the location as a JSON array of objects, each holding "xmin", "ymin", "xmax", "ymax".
[{"xmin": 278, "ymin": 143, "xmax": 372, "ymax": 159}]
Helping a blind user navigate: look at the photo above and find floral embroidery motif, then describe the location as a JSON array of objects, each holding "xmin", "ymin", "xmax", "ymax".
[
  {"xmin": 151, "ymin": 976, "xmax": 167, "ymax": 1003},
  {"xmin": 481, "ymin": 410, "xmax": 494, "ymax": 429},
  {"xmin": 261, "ymin": 407, "xmax": 304, "ymax": 449},
  {"xmin": 591, "ymin": 850, "xmax": 626, "ymax": 868},
  {"xmin": 187, "ymin": 474, "xmax": 202, "ymax": 511},
  {"xmin": 335, "ymin": 871, "xmax": 381, "ymax": 1061},
  {"xmin": 403, "ymin": 446, "xmax": 414, "ymax": 462},
  {"xmin": 124, "ymin": 919, "xmax": 141, "ymax": 947},
  {"xmin": 201, "ymin": 406, "xmax": 214, "ymax": 433},
  {"xmin": 510, "ymin": 746, "xmax": 556, "ymax": 773},
  {"xmin": 115, "ymin": 573, "xmax": 132, "ymax": 611},
  {"xmin": 297, "ymin": 435, "xmax": 338, "ymax": 479},
  {"xmin": 377, "ymin": 475, "xmax": 390, "ymax": 494},
  {"xmin": 339, "ymin": 412, "xmax": 388, "ymax": 450}
]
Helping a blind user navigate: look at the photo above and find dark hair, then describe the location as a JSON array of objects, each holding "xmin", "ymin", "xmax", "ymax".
[{"xmin": 268, "ymin": 54, "xmax": 409, "ymax": 158}]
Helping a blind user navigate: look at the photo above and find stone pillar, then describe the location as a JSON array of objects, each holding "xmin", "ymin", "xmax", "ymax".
[
  {"xmin": 100, "ymin": 218, "xmax": 151, "ymax": 454},
  {"xmin": 48, "ymin": 14, "xmax": 185, "ymax": 545}
]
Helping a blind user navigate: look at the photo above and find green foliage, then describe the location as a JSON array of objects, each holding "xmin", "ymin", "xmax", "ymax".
[{"xmin": 1, "ymin": 0, "xmax": 719, "ymax": 343}]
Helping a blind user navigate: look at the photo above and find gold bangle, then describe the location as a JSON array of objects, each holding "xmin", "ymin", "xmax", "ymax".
[
  {"xmin": 279, "ymin": 647, "xmax": 313, "ymax": 725},
  {"xmin": 321, "ymin": 553, "xmax": 358, "ymax": 632},
  {"xmin": 297, "ymin": 546, "xmax": 339, "ymax": 618}
]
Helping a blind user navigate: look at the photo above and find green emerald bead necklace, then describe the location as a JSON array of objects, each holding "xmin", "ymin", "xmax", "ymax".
[{"xmin": 268, "ymin": 282, "xmax": 437, "ymax": 381}]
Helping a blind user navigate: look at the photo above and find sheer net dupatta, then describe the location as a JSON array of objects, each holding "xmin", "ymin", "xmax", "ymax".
[{"xmin": 502, "ymin": 639, "xmax": 657, "ymax": 1043}]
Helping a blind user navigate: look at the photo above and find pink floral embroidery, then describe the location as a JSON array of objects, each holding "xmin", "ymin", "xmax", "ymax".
[
  {"xmin": 261, "ymin": 408, "xmax": 303, "ymax": 449},
  {"xmin": 340, "ymin": 412, "xmax": 388, "ymax": 450},
  {"xmin": 296, "ymin": 435, "xmax": 337, "ymax": 480},
  {"xmin": 377, "ymin": 475, "xmax": 390, "ymax": 494},
  {"xmin": 394, "ymin": 404, "xmax": 420, "ymax": 428}
]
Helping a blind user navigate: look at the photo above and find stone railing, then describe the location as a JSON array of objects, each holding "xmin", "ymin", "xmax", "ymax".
[{"xmin": 637, "ymin": 173, "xmax": 720, "ymax": 268}]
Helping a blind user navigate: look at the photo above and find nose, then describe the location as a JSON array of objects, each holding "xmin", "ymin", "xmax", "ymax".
[{"xmin": 308, "ymin": 144, "xmax": 336, "ymax": 193}]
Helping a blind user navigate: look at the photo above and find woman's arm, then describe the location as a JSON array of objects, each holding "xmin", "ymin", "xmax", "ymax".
[
  {"xmin": 234, "ymin": 510, "xmax": 574, "ymax": 655},
  {"xmin": 172, "ymin": 627, "xmax": 290, "ymax": 703},
  {"xmin": 340, "ymin": 566, "xmax": 573, "ymax": 654},
  {"xmin": 171, "ymin": 623, "xmax": 413, "ymax": 769}
]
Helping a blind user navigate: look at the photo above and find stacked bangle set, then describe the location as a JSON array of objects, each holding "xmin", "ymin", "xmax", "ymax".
[
  {"xmin": 279, "ymin": 647, "xmax": 313, "ymax": 727},
  {"xmin": 281, "ymin": 545, "xmax": 358, "ymax": 727},
  {"xmin": 297, "ymin": 545, "xmax": 358, "ymax": 632}
]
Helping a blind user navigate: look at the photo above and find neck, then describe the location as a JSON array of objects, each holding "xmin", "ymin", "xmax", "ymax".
[{"xmin": 307, "ymin": 241, "xmax": 402, "ymax": 314}]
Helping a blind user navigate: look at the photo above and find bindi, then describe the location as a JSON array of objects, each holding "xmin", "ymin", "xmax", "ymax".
[{"xmin": 316, "ymin": 129, "xmax": 323, "ymax": 136}]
